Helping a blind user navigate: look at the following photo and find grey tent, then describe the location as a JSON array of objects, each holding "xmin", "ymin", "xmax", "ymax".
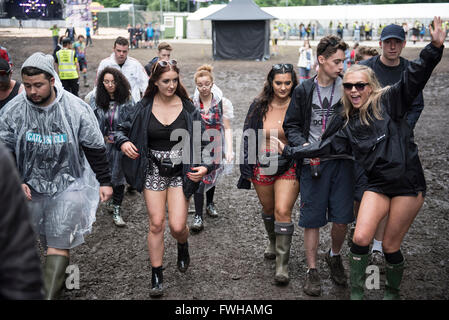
[{"xmin": 203, "ymin": 0, "xmax": 276, "ymax": 60}]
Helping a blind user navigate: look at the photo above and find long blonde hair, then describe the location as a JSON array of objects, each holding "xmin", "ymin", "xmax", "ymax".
[{"xmin": 342, "ymin": 64, "xmax": 386, "ymax": 126}]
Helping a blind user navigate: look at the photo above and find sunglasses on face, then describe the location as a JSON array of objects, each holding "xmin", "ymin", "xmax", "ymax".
[
  {"xmin": 343, "ymin": 82, "xmax": 369, "ymax": 91},
  {"xmin": 272, "ymin": 63, "xmax": 293, "ymax": 72},
  {"xmin": 158, "ymin": 59, "xmax": 177, "ymax": 67}
]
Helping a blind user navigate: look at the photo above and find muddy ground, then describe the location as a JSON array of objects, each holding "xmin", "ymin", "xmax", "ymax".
[{"xmin": 1, "ymin": 35, "xmax": 448, "ymax": 301}]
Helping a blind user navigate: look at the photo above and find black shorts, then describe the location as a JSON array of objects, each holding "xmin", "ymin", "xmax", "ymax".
[{"xmin": 365, "ymin": 168, "xmax": 426, "ymax": 199}]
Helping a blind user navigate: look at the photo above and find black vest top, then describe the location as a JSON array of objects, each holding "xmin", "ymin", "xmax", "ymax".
[{"xmin": 0, "ymin": 81, "xmax": 21, "ymax": 110}]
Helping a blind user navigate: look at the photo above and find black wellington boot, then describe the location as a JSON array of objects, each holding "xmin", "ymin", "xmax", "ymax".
[
  {"xmin": 150, "ymin": 266, "xmax": 164, "ymax": 297},
  {"xmin": 177, "ymin": 241, "xmax": 190, "ymax": 273}
]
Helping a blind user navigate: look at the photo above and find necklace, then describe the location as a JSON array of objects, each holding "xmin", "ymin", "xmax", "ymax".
[{"xmin": 270, "ymin": 99, "xmax": 290, "ymax": 124}]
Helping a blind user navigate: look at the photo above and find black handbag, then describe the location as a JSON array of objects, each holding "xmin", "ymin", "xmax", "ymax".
[
  {"xmin": 259, "ymin": 152, "xmax": 293, "ymax": 176},
  {"xmin": 150, "ymin": 153, "xmax": 183, "ymax": 177}
]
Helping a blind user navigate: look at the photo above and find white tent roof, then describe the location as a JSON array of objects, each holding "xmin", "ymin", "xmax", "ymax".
[
  {"xmin": 187, "ymin": 4, "xmax": 226, "ymax": 21},
  {"xmin": 261, "ymin": 3, "xmax": 449, "ymax": 22}
]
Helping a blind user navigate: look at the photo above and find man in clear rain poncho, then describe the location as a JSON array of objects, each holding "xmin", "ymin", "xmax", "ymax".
[{"xmin": 0, "ymin": 52, "xmax": 113, "ymax": 299}]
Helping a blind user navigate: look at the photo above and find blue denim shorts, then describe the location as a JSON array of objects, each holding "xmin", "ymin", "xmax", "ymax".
[{"xmin": 299, "ymin": 159, "xmax": 355, "ymax": 228}]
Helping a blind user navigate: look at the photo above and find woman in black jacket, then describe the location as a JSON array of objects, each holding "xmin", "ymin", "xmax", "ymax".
[
  {"xmin": 237, "ymin": 64, "xmax": 299, "ymax": 285},
  {"xmin": 278, "ymin": 17, "xmax": 445, "ymax": 300},
  {"xmin": 90, "ymin": 67, "xmax": 135, "ymax": 227},
  {"xmin": 115, "ymin": 59, "xmax": 211, "ymax": 297}
]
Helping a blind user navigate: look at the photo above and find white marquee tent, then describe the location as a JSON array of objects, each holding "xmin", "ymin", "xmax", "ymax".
[{"xmin": 187, "ymin": 2, "xmax": 449, "ymax": 39}]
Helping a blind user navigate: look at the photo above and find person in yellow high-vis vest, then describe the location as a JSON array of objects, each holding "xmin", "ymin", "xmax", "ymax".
[{"xmin": 55, "ymin": 38, "xmax": 79, "ymax": 96}]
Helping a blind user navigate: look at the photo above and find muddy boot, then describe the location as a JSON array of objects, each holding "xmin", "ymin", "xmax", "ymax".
[
  {"xmin": 150, "ymin": 266, "xmax": 164, "ymax": 297},
  {"xmin": 274, "ymin": 221, "xmax": 294, "ymax": 285},
  {"xmin": 43, "ymin": 254, "xmax": 69, "ymax": 300},
  {"xmin": 83, "ymin": 74, "xmax": 89, "ymax": 87},
  {"xmin": 348, "ymin": 251, "xmax": 369, "ymax": 300},
  {"xmin": 383, "ymin": 261, "xmax": 405, "ymax": 300},
  {"xmin": 112, "ymin": 205, "xmax": 126, "ymax": 227},
  {"xmin": 177, "ymin": 241, "xmax": 190, "ymax": 273},
  {"xmin": 261, "ymin": 213, "xmax": 276, "ymax": 260}
]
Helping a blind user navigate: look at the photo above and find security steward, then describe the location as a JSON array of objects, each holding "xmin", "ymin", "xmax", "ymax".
[{"xmin": 55, "ymin": 37, "xmax": 80, "ymax": 96}]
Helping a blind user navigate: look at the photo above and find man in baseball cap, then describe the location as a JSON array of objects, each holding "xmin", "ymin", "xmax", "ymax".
[
  {"xmin": 380, "ymin": 23, "xmax": 406, "ymax": 41},
  {"xmin": 0, "ymin": 58, "xmax": 24, "ymax": 110}
]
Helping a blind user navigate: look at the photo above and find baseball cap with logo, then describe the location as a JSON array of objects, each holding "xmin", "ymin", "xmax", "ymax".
[
  {"xmin": 380, "ymin": 24, "xmax": 406, "ymax": 41},
  {"xmin": 0, "ymin": 58, "xmax": 11, "ymax": 83}
]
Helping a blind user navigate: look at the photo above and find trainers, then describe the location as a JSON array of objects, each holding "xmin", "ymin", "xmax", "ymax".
[
  {"xmin": 370, "ymin": 250, "xmax": 385, "ymax": 274},
  {"xmin": 325, "ymin": 249, "xmax": 347, "ymax": 286},
  {"xmin": 112, "ymin": 205, "xmax": 126, "ymax": 227},
  {"xmin": 191, "ymin": 215, "xmax": 204, "ymax": 232},
  {"xmin": 303, "ymin": 268, "xmax": 321, "ymax": 296},
  {"xmin": 206, "ymin": 203, "xmax": 218, "ymax": 218}
]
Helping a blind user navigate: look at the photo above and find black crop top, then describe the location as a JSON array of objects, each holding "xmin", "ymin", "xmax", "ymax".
[{"xmin": 148, "ymin": 111, "xmax": 187, "ymax": 151}]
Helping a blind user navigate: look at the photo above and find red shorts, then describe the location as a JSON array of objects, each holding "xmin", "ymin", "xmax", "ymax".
[{"xmin": 251, "ymin": 163, "xmax": 297, "ymax": 186}]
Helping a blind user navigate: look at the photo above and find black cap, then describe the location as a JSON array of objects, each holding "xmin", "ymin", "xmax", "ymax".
[
  {"xmin": 0, "ymin": 58, "xmax": 11, "ymax": 83},
  {"xmin": 62, "ymin": 37, "xmax": 72, "ymax": 45},
  {"xmin": 380, "ymin": 24, "xmax": 406, "ymax": 41}
]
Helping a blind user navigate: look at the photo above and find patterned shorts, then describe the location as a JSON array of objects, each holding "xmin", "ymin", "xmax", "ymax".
[
  {"xmin": 251, "ymin": 162, "xmax": 297, "ymax": 186},
  {"xmin": 145, "ymin": 149, "xmax": 183, "ymax": 191}
]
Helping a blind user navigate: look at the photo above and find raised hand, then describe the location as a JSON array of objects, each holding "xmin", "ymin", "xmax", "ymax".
[{"xmin": 430, "ymin": 16, "xmax": 446, "ymax": 48}]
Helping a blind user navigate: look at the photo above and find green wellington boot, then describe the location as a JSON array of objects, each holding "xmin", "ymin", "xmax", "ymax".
[
  {"xmin": 383, "ymin": 261, "xmax": 405, "ymax": 300},
  {"xmin": 262, "ymin": 213, "xmax": 276, "ymax": 260},
  {"xmin": 348, "ymin": 251, "xmax": 370, "ymax": 300},
  {"xmin": 274, "ymin": 222, "xmax": 294, "ymax": 285},
  {"xmin": 43, "ymin": 254, "xmax": 70, "ymax": 300}
]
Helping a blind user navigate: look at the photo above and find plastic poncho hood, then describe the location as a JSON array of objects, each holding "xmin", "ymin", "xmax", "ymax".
[{"xmin": 0, "ymin": 52, "xmax": 105, "ymax": 197}]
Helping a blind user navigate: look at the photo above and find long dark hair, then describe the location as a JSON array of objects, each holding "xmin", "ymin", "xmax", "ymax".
[
  {"xmin": 251, "ymin": 65, "xmax": 298, "ymax": 120},
  {"xmin": 96, "ymin": 67, "xmax": 131, "ymax": 110},
  {"xmin": 144, "ymin": 60, "xmax": 190, "ymax": 102}
]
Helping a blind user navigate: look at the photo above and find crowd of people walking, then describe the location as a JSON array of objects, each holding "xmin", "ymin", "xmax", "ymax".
[{"xmin": 0, "ymin": 16, "xmax": 446, "ymax": 301}]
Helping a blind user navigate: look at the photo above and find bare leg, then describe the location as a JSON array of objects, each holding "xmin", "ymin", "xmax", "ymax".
[
  {"xmin": 253, "ymin": 183, "xmax": 275, "ymax": 215},
  {"xmin": 167, "ymin": 186, "xmax": 189, "ymax": 243},
  {"xmin": 144, "ymin": 189, "xmax": 168, "ymax": 267},
  {"xmin": 273, "ymin": 178, "xmax": 300, "ymax": 223},
  {"xmin": 353, "ymin": 191, "xmax": 390, "ymax": 247},
  {"xmin": 304, "ymin": 228, "xmax": 319, "ymax": 269},
  {"xmin": 382, "ymin": 192, "xmax": 424, "ymax": 253}
]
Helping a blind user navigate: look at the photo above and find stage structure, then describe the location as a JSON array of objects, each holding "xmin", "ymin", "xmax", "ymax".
[{"xmin": 4, "ymin": 0, "xmax": 63, "ymax": 20}]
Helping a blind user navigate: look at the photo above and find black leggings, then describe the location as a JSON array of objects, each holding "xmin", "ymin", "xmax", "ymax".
[
  {"xmin": 113, "ymin": 185, "xmax": 125, "ymax": 206},
  {"xmin": 193, "ymin": 186, "xmax": 216, "ymax": 217}
]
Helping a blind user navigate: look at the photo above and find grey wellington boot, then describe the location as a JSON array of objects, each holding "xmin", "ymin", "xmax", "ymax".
[
  {"xmin": 261, "ymin": 213, "xmax": 276, "ymax": 260},
  {"xmin": 43, "ymin": 254, "xmax": 70, "ymax": 300},
  {"xmin": 274, "ymin": 221, "xmax": 294, "ymax": 285}
]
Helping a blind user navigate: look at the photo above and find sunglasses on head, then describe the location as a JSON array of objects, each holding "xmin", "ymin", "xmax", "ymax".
[
  {"xmin": 343, "ymin": 82, "xmax": 369, "ymax": 91},
  {"xmin": 157, "ymin": 59, "xmax": 177, "ymax": 67},
  {"xmin": 272, "ymin": 63, "xmax": 293, "ymax": 72}
]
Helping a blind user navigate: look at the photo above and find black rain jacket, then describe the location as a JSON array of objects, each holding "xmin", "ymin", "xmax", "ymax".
[
  {"xmin": 283, "ymin": 43, "xmax": 443, "ymax": 191},
  {"xmin": 115, "ymin": 96, "xmax": 214, "ymax": 199},
  {"xmin": 281, "ymin": 75, "xmax": 352, "ymax": 176}
]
